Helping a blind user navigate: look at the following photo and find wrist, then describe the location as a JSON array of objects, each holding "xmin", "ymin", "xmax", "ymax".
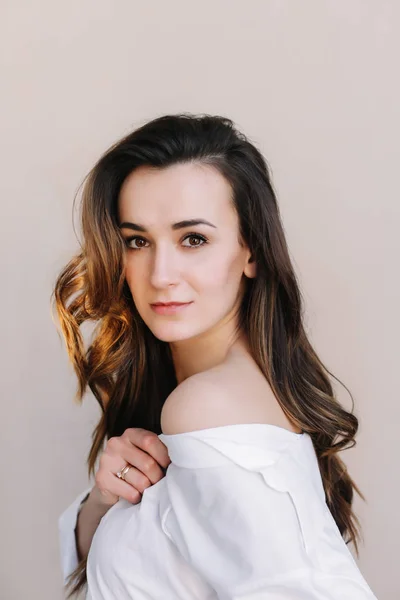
[{"xmin": 89, "ymin": 485, "xmax": 118, "ymax": 511}]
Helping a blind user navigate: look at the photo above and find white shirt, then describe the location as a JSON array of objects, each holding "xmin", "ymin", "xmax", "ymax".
[{"xmin": 58, "ymin": 423, "xmax": 378, "ymax": 599}]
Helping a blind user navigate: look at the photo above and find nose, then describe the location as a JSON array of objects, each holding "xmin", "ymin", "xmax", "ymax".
[{"xmin": 149, "ymin": 243, "xmax": 180, "ymax": 289}]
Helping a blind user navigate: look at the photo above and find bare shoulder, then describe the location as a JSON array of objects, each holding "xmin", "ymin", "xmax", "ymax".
[
  {"xmin": 160, "ymin": 370, "xmax": 228, "ymax": 435},
  {"xmin": 160, "ymin": 349, "xmax": 301, "ymax": 435}
]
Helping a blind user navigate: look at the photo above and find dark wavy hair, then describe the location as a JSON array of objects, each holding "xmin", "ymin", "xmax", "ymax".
[{"xmin": 51, "ymin": 113, "xmax": 365, "ymax": 598}]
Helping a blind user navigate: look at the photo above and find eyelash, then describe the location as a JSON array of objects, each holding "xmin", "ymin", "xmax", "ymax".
[{"xmin": 124, "ymin": 233, "xmax": 209, "ymax": 251}]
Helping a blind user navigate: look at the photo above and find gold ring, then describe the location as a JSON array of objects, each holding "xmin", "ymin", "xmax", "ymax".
[{"xmin": 116, "ymin": 464, "xmax": 132, "ymax": 481}]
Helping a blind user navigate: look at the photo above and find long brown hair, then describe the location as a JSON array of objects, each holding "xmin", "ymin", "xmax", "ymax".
[{"xmin": 51, "ymin": 113, "xmax": 365, "ymax": 598}]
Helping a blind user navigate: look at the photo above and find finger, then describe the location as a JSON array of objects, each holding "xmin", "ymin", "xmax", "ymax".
[
  {"xmin": 95, "ymin": 471, "xmax": 142, "ymax": 505},
  {"xmin": 108, "ymin": 477, "xmax": 143, "ymax": 504},
  {"xmin": 125, "ymin": 428, "xmax": 172, "ymax": 469},
  {"xmin": 103, "ymin": 441, "xmax": 165, "ymax": 487},
  {"xmin": 120, "ymin": 444, "xmax": 166, "ymax": 485},
  {"xmin": 115, "ymin": 463, "xmax": 154, "ymax": 495}
]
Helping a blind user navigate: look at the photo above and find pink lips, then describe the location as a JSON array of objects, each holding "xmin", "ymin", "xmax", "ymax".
[{"xmin": 150, "ymin": 302, "xmax": 193, "ymax": 315}]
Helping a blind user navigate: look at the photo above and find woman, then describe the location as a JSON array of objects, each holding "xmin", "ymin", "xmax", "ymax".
[{"xmin": 53, "ymin": 113, "xmax": 378, "ymax": 599}]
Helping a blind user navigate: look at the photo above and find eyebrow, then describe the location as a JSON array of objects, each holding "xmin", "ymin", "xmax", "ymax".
[{"xmin": 118, "ymin": 219, "xmax": 217, "ymax": 232}]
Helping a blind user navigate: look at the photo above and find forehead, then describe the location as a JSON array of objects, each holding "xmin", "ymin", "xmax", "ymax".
[{"xmin": 118, "ymin": 162, "xmax": 236, "ymax": 226}]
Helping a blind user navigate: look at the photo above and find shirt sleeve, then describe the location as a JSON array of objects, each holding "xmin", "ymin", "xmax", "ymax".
[
  {"xmin": 161, "ymin": 462, "xmax": 377, "ymax": 600},
  {"xmin": 58, "ymin": 487, "xmax": 92, "ymax": 584}
]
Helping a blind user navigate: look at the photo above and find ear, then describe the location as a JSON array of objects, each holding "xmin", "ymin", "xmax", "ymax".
[{"xmin": 243, "ymin": 250, "xmax": 256, "ymax": 279}]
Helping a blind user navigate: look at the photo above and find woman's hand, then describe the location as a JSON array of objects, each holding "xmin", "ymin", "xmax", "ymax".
[{"xmin": 92, "ymin": 428, "xmax": 171, "ymax": 507}]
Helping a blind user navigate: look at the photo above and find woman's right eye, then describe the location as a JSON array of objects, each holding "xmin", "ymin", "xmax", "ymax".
[{"xmin": 125, "ymin": 236, "xmax": 148, "ymax": 250}]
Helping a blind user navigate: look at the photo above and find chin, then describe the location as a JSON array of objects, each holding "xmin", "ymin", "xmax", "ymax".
[
  {"xmin": 145, "ymin": 321, "xmax": 200, "ymax": 343},
  {"xmin": 152, "ymin": 329, "xmax": 194, "ymax": 343}
]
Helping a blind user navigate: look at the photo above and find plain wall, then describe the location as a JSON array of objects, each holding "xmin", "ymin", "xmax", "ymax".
[{"xmin": 1, "ymin": 1, "xmax": 398, "ymax": 598}]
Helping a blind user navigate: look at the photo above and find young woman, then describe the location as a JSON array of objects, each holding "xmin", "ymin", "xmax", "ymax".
[{"xmin": 54, "ymin": 113, "xmax": 378, "ymax": 599}]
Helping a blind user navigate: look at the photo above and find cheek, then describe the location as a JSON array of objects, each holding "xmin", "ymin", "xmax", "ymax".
[
  {"xmin": 196, "ymin": 254, "xmax": 244, "ymax": 293},
  {"xmin": 124, "ymin": 263, "xmax": 143, "ymax": 299}
]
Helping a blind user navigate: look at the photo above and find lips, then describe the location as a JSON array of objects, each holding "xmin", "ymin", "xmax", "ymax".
[
  {"xmin": 150, "ymin": 301, "xmax": 193, "ymax": 315},
  {"xmin": 151, "ymin": 302, "xmax": 190, "ymax": 307}
]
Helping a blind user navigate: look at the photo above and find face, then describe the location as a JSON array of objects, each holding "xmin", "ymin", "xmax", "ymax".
[{"xmin": 117, "ymin": 162, "xmax": 256, "ymax": 343}]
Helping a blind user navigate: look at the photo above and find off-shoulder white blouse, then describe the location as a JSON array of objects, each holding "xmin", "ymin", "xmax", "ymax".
[{"xmin": 58, "ymin": 423, "xmax": 378, "ymax": 599}]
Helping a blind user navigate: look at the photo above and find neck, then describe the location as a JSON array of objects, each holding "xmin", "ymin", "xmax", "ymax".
[{"xmin": 169, "ymin": 322, "xmax": 250, "ymax": 384}]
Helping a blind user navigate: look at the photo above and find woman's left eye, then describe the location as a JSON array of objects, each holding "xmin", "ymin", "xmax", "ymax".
[{"xmin": 182, "ymin": 234, "xmax": 208, "ymax": 248}]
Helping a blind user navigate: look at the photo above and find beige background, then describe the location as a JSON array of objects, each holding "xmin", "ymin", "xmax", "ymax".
[{"xmin": 1, "ymin": 1, "xmax": 398, "ymax": 598}]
